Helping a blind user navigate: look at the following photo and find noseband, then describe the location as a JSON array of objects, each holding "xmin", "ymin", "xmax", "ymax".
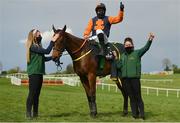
[{"xmin": 53, "ymin": 47, "xmax": 64, "ymax": 71}]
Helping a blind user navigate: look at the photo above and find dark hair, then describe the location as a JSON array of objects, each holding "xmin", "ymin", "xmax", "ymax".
[{"xmin": 124, "ymin": 37, "xmax": 134, "ymax": 45}]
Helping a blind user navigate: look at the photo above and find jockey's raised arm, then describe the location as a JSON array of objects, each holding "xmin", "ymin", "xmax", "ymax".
[{"xmin": 83, "ymin": 2, "xmax": 124, "ymax": 56}]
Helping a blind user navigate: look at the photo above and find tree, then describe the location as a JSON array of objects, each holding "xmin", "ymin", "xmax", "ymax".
[
  {"xmin": 172, "ymin": 64, "xmax": 178, "ymax": 70},
  {"xmin": 7, "ymin": 66, "xmax": 21, "ymax": 74},
  {"xmin": 65, "ymin": 64, "xmax": 74, "ymax": 74},
  {"xmin": 172, "ymin": 64, "xmax": 180, "ymax": 74},
  {"xmin": 162, "ymin": 58, "xmax": 171, "ymax": 71},
  {"xmin": 0, "ymin": 61, "xmax": 2, "ymax": 74}
]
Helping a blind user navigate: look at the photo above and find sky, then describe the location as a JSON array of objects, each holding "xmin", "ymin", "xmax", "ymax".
[{"xmin": 0, "ymin": 0, "xmax": 180, "ymax": 73}]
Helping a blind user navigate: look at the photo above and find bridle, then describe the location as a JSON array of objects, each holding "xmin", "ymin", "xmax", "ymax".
[
  {"xmin": 53, "ymin": 40, "xmax": 66, "ymax": 72},
  {"xmin": 53, "ymin": 36, "xmax": 88, "ymax": 71}
]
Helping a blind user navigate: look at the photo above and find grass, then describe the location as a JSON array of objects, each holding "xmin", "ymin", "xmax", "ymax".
[{"xmin": 0, "ymin": 75, "xmax": 180, "ymax": 122}]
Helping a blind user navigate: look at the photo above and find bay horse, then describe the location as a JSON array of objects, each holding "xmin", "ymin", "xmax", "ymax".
[{"xmin": 52, "ymin": 25, "xmax": 128, "ymax": 117}]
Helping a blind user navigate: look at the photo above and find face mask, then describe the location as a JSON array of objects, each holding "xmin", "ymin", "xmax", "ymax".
[
  {"xmin": 96, "ymin": 9, "xmax": 105, "ymax": 19},
  {"xmin": 125, "ymin": 47, "xmax": 134, "ymax": 54},
  {"xmin": 36, "ymin": 36, "xmax": 42, "ymax": 44}
]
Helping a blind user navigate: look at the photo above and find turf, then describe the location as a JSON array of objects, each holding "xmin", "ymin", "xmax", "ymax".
[{"xmin": 0, "ymin": 76, "xmax": 180, "ymax": 122}]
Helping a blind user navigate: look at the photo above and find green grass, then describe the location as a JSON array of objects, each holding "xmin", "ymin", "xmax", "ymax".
[{"xmin": 0, "ymin": 76, "xmax": 180, "ymax": 122}]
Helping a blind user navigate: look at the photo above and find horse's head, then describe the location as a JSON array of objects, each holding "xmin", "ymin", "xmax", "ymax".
[{"xmin": 52, "ymin": 25, "xmax": 67, "ymax": 61}]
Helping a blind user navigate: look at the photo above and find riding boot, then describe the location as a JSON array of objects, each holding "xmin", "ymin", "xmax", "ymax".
[
  {"xmin": 96, "ymin": 55, "xmax": 105, "ymax": 76},
  {"xmin": 97, "ymin": 33, "xmax": 107, "ymax": 56}
]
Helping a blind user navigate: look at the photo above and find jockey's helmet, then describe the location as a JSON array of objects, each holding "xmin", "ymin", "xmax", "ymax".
[{"xmin": 95, "ymin": 3, "xmax": 106, "ymax": 12}]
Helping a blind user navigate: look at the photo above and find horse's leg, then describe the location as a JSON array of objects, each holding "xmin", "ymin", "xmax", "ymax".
[
  {"xmin": 87, "ymin": 73, "xmax": 97, "ymax": 117},
  {"xmin": 115, "ymin": 79, "xmax": 128, "ymax": 116},
  {"xmin": 79, "ymin": 76, "xmax": 94, "ymax": 116}
]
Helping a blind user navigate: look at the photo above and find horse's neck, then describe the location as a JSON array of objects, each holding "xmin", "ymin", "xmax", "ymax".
[{"xmin": 65, "ymin": 33, "xmax": 85, "ymax": 56}]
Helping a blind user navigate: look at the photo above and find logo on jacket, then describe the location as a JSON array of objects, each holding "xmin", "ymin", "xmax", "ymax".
[{"xmin": 95, "ymin": 20, "xmax": 104, "ymax": 30}]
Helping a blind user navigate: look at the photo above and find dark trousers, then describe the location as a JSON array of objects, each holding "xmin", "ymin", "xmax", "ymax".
[
  {"xmin": 122, "ymin": 78, "xmax": 144, "ymax": 117},
  {"xmin": 26, "ymin": 74, "xmax": 43, "ymax": 116}
]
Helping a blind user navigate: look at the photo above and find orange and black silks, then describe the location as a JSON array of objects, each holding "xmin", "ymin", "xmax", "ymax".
[{"xmin": 84, "ymin": 10, "xmax": 124, "ymax": 38}]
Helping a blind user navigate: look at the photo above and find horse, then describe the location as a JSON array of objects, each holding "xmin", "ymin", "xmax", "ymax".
[{"xmin": 52, "ymin": 25, "xmax": 128, "ymax": 117}]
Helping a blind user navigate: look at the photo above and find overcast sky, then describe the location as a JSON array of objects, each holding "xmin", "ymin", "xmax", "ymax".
[{"xmin": 0, "ymin": 0, "xmax": 180, "ymax": 73}]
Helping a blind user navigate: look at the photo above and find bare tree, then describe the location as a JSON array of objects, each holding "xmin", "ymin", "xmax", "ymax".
[{"xmin": 162, "ymin": 58, "xmax": 171, "ymax": 71}]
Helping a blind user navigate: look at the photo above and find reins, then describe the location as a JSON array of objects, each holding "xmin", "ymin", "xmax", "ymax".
[{"xmin": 71, "ymin": 39, "xmax": 87, "ymax": 54}]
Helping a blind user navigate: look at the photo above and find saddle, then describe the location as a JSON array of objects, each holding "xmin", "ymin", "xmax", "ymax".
[
  {"xmin": 89, "ymin": 40, "xmax": 124, "ymax": 76},
  {"xmin": 89, "ymin": 40, "xmax": 115, "ymax": 60}
]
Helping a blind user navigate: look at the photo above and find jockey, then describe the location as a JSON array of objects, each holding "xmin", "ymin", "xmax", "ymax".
[{"xmin": 84, "ymin": 2, "xmax": 124, "ymax": 56}]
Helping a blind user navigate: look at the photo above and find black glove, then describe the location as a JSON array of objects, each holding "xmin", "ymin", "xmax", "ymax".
[{"xmin": 120, "ymin": 2, "xmax": 124, "ymax": 11}]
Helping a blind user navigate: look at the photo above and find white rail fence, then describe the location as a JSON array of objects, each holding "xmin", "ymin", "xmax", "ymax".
[
  {"xmin": 7, "ymin": 73, "xmax": 179, "ymax": 98},
  {"xmin": 96, "ymin": 83, "xmax": 180, "ymax": 98},
  {"xmin": 10, "ymin": 76, "xmax": 21, "ymax": 86},
  {"xmin": 6, "ymin": 73, "xmax": 77, "ymax": 79},
  {"xmin": 141, "ymin": 79, "xmax": 173, "ymax": 83},
  {"xmin": 7, "ymin": 73, "xmax": 80, "ymax": 87}
]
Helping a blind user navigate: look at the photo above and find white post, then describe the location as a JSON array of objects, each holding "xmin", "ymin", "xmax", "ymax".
[
  {"xmin": 166, "ymin": 90, "xmax": 169, "ymax": 97},
  {"xmin": 147, "ymin": 88, "xmax": 149, "ymax": 95},
  {"xmin": 177, "ymin": 91, "xmax": 179, "ymax": 98},
  {"xmin": 108, "ymin": 85, "xmax": 110, "ymax": 92},
  {"xmin": 102, "ymin": 83, "xmax": 104, "ymax": 90},
  {"xmin": 156, "ymin": 88, "xmax": 159, "ymax": 96}
]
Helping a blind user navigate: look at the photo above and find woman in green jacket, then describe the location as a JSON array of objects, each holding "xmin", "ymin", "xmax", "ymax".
[
  {"xmin": 25, "ymin": 29, "xmax": 59, "ymax": 119},
  {"xmin": 118, "ymin": 33, "xmax": 155, "ymax": 120}
]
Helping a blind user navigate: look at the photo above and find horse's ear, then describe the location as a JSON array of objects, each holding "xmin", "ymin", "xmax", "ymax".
[
  {"xmin": 52, "ymin": 24, "xmax": 56, "ymax": 32},
  {"xmin": 62, "ymin": 25, "xmax": 66, "ymax": 32}
]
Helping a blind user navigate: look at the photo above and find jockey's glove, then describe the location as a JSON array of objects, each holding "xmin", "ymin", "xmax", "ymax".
[{"xmin": 120, "ymin": 2, "xmax": 124, "ymax": 11}]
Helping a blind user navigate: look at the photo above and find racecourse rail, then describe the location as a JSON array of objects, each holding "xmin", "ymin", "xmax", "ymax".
[{"xmin": 7, "ymin": 73, "xmax": 180, "ymax": 98}]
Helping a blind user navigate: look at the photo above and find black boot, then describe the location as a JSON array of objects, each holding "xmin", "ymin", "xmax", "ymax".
[
  {"xmin": 26, "ymin": 111, "xmax": 32, "ymax": 119},
  {"xmin": 33, "ymin": 111, "xmax": 38, "ymax": 118},
  {"xmin": 26, "ymin": 101, "xmax": 32, "ymax": 119},
  {"xmin": 97, "ymin": 33, "xmax": 107, "ymax": 56},
  {"xmin": 33, "ymin": 105, "xmax": 39, "ymax": 118}
]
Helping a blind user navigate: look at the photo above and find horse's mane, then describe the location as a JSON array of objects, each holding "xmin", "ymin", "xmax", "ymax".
[
  {"xmin": 65, "ymin": 32, "xmax": 84, "ymax": 42},
  {"xmin": 56, "ymin": 29, "xmax": 84, "ymax": 42}
]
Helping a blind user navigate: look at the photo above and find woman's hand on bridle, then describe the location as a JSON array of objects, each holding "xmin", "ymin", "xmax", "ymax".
[{"xmin": 52, "ymin": 33, "xmax": 60, "ymax": 42}]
